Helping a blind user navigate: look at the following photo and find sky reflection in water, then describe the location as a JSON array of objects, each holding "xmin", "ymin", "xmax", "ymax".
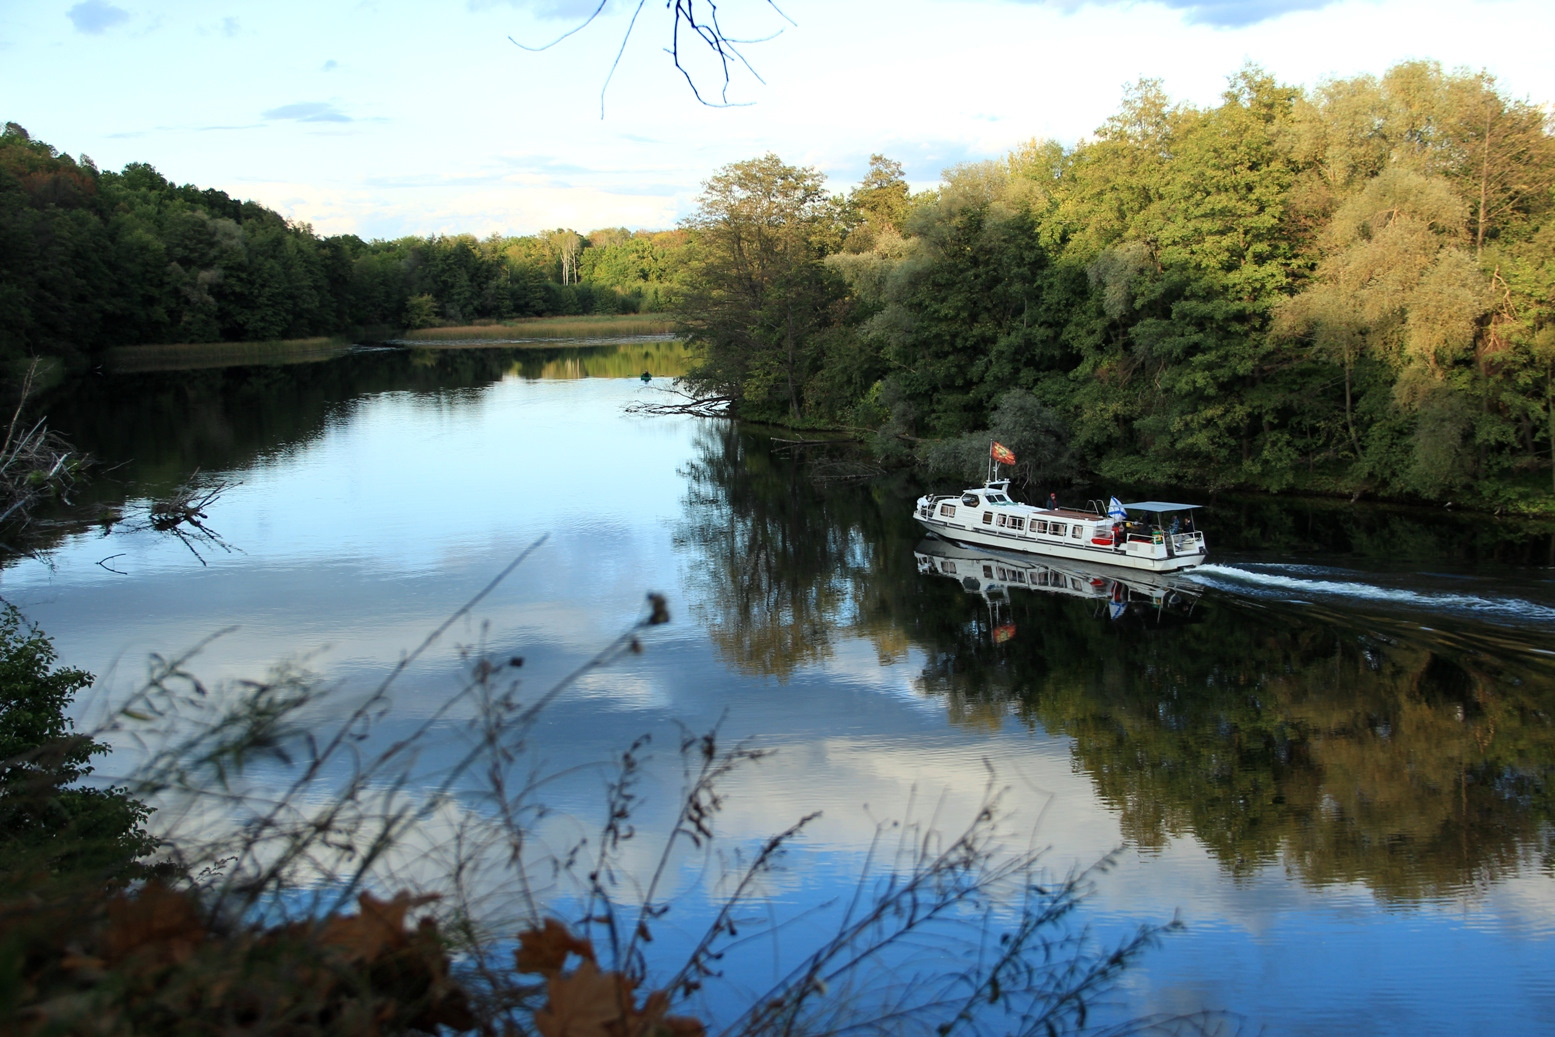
[{"xmin": 5, "ymin": 354, "xmax": 1554, "ymax": 1035}]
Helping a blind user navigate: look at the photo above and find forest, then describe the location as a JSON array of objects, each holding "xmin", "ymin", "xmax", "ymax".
[
  {"xmin": 676, "ymin": 62, "xmax": 1555, "ymax": 509},
  {"xmin": 0, "ymin": 122, "xmax": 685, "ymax": 357},
  {"xmin": 4, "ymin": 59, "xmax": 1554, "ymax": 508}
]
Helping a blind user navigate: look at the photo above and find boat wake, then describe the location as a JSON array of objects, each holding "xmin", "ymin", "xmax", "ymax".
[{"xmin": 1185, "ymin": 563, "xmax": 1555, "ymax": 629}]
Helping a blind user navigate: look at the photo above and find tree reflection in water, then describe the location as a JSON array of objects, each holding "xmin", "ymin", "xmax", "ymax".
[{"xmin": 676, "ymin": 421, "xmax": 1555, "ymax": 902}]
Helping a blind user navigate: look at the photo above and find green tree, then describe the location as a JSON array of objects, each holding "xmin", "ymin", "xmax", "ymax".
[
  {"xmin": 0, "ymin": 604, "xmax": 153, "ymax": 885},
  {"xmin": 841, "ymin": 154, "xmax": 911, "ymax": 253},
  {"xmin": 678, "ymin": 153, "xmax": 838, "ymax": 420}
]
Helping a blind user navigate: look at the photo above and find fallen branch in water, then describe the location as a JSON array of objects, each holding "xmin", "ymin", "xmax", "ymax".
[
  {"xmin": 127, "ymin": 471, "xmax": 239, "ymax": 565},
  {"xmin": 626, "ymin": 382, "xmax": 734, "ymax": 418},
  {"xmin": 806, "ymin": 457, "xmax": 887, "ymax": 482}
]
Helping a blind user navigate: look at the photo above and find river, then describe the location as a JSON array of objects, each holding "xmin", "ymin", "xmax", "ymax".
[{"xmin": 8, "ymin": 342, "xmax": 1555, "ymax": 1035}]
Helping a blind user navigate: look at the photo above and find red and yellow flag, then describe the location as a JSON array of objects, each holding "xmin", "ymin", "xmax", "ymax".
[{"xmin": 990, "ymin": 441, "xmax": 1016, "ymax": 465}]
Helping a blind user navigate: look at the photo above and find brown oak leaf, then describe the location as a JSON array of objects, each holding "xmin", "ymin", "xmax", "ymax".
[
  {"xmin": 515, "ymin": 917, "xmax": 596, "ymax": 977},
  {"xmin": 102, "ymin": 881, "xmax": 206, "ymax": 966},
  {"xmin": 534, "ymin": 960, "xmax": 632, "ymax": 1037},
  {"xmin": 318, "ymin": 890, "xmax": 440, "ymax": 964}
]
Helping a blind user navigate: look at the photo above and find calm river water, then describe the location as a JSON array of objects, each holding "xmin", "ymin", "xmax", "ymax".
[{"xmin": 8, "ymin": 343, "xmax": 1555, "ymax": 1035}]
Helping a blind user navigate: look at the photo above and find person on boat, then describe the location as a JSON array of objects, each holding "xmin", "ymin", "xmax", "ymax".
[{"xmin": 1047, "ymin": 492, "xmax": 1058, "ymax": 510}]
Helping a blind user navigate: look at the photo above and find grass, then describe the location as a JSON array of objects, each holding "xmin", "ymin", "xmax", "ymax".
[
  {"xmin": 106, "ymin": 337, "xmax": 354, "ymax": 373},
  {"xmin": 101, "ymin": 318, "xmax": 681, "ymax": 373},
  {"xmin": 398, "ymin": 314, "xmax": 676, "ymax": 344}
]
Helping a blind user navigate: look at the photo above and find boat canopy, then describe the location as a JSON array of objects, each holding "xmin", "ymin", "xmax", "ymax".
[{"xmin": 1121, "ymin": 501, "xmax": 1200, "ymax": 512}]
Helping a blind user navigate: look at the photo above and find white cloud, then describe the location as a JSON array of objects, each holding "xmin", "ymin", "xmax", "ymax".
[
  {"xmin": 1007, "ymin": 0, "xmax": 1343, "ymax": 27},
  {"xmin": 261, "ymin": 101, "xmax": 353, "ymax": 123},
  {"xmin": 67, "ymin": 0, "xmax": 130, "ymax": 34},
  {"xmin": 12, "ymin": 0, "xmax": 1555, "ymax": 237}
]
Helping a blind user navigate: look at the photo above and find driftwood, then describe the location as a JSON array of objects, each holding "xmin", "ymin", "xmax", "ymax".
[
  {"xmin": 625, "ymin": 383, "xmax": 734, "ymax": 418},
  {"xmin": 805, "ymin": 457, "xmax": 887, "ymax": 482},
  {"xmin": 139, "ymin": 471, "xmax": 238, "ymax": 566}
]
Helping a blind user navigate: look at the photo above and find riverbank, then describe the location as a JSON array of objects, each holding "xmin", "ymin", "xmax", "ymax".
[
  {"xmin": 100, "ymin": 317, "xmax": 681, "ymax": 373},
  {"xmin": 394, "ymin": 314, "xmax": 675, "ymax": 344},
  {"xmin": 106, "ymin": 336, "xmax": 357, "ymax": 373}
]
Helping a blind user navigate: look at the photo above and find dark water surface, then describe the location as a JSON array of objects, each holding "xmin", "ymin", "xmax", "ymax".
[{"xmin": 8, "ymin": 344, "xmax": 1555, "ymax": 1035}]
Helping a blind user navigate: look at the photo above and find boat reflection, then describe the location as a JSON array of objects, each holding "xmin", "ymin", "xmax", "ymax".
[{"xmin": 914, "ymin": 537, "xmax": 1201, "ymax": 632}]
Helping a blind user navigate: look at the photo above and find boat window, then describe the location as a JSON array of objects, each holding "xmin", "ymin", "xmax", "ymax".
[
  {"xmin": 1051, "ymin": 522, "xmax": 1066, "ymax": 536},
  {"xmin": 943, "ymin": 561, "xmax": 957, "ymax": 574},
  {"xmin": 1010, "ymin": 517, "xmax": 1024, "ymax": 531},
  {"xmin": 961, "ymin": 493, "xmax": 980, "ymax": 507},
  {"xmin": 982, "ymin": 565, "xmax": 993, "ymax": 578},
  {"xmin": 996, "ymin": 514, "xmax": 1006, "ymax": 527},
  {"xmin": 939, "ymin": 503, "xmax": 956, "ymax": 518},
  {"xmin": 1033, "ymin": 520, "xmax": 1047, "ymax": 534},
  {"xmin": 988, "ymin": 494, "xmax": 1008, "ymax": 503},
  {"xmin": 982, "ymin": 512, "xmax": 994, "ymax": 525},
  {"xmin": 1071, "ymin": 526, "xmax": 1082, "ymax": 539},
  {"xmin": 1013, "ymin": 571, "xmax": 1025, "ymax": 583}
]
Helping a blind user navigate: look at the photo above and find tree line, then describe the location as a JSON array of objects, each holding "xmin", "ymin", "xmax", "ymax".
[
  {"xmin": 676, "ymin": 62, "xmax": 1555, "ymax": 507},
  {"xmin": 0, "ymin": 122, "xmax": 686, "ymax": 362},
  {"xmin": 7, "ymin": 58, "xmax": 1554, "ymax": 506}
]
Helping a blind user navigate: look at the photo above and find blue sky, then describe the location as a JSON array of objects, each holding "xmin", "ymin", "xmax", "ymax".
[{"xmin": 3, "ymin": 0, "xmax": 1553, "ymax": 240}]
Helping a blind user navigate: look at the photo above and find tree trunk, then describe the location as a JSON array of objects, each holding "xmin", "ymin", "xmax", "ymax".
[
  {"xmin": 785, "ymin": 302, "xmax": 800, "ymax": 419},
  {"xmin": 1548, "ymin": 364, "xmax": 1554, "ymax": 495},
  {"xmin": 1476, "ymin": 112, "xmax": 1492, "ymax": 258},
  {"xmin": 1344, "ymin": 356, "xmax": 1361, "ymax": 457}
]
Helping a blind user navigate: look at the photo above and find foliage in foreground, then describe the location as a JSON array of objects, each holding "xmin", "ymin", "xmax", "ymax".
[
  {"xmin": 0, "ymin": 603, "xmax": 153, "ymax": 888},
  {"xmin": 0, "ymin": 561, "xmax": 1190, "ymax": 1036}
]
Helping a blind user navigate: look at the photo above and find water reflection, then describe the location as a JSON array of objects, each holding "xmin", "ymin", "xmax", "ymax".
[
  {"xmin": 13, "ymin": 342, "xmax": 690, "ymax": 563},
  {"xmin": 6, "ymin": 353, "xmax": 1554, "ymax": 1034},
  {"xmin": 913, "ymin": 538, "xmax": 1203, "ymax": 636},
  {"xmin": 673, "ymin": 422, "xmax": 1555, "ymax": 903},
  {"xmin": 674, "ymin": 423, "xmax": 884, "ymax": 680}
]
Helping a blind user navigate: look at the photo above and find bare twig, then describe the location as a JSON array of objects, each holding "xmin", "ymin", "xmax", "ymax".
[{"xmin": 508, "ymin": 0, "xmax": 792, "ymax": 114}]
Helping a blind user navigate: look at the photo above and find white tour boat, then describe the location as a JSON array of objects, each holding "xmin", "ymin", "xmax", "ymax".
[{"xmin": 912, "ymin": 444, "xmax": 1207, "ymax": 573}]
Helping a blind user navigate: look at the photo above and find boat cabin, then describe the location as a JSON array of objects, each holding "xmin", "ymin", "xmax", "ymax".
[{"xmin": 914, "ymin": 483, "xmax": 1207, "ymax": 570}]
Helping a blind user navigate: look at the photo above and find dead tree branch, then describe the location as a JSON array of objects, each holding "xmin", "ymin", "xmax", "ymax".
[{"xmin": 508, "ymin": 0, "xmax": 792, "ymax": 116}]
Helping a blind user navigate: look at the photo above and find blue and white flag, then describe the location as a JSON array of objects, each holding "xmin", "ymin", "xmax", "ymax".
[{"xmin": 1107, "ymin": 496, "xmax": 1127, "ymax": 519}]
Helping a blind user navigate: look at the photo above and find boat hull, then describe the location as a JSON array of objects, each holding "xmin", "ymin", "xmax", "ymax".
[{"xmin": 913, "ymin": 514, "xmax": 1207, "ymax": 573}]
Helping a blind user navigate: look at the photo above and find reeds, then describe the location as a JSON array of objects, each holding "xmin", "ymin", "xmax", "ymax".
[
  {"xmin": 0, "ymin": 360, "xmax": 86, "ymax": 533},
  {"xmin": 106, "ymin": 337, "xmax": 354, "ymax": 373},
  {"xmin": 397, "ymin": 315, "xmax": 675, "ymax": 344}
]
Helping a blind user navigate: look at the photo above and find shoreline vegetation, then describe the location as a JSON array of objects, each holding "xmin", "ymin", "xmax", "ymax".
[
  {"xmin": 6, "ymin": 57, "xmax": 1555, "ymax": 513},
  {"xmin": 104, "ymin": 317, "xmax": 682, "ymax": 372},
  {"xmin": 395, "ymin": 314, "xmax": 676, "ymax": 343},
  {"xmin": 106, "ymin": 336, "xmax": 356, "ymax": 373}
]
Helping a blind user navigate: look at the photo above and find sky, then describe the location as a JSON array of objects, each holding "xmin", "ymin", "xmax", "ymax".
[{"xmin": 2, "ymin": 0, "xmax": 1554, "ymax": 241}]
